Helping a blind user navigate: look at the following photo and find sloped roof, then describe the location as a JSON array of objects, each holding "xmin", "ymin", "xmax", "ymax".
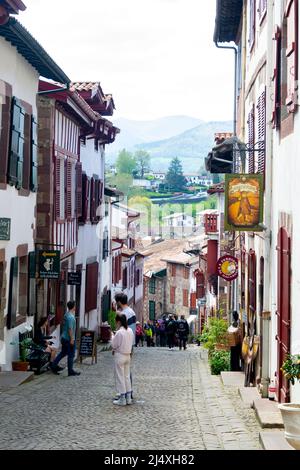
[
  {"xmin": 213, "ymin": 0, "xmax": 243, "ymax": 44},
  {"xmin": 0, "ymin": 18, "xmax": 70, "ymax": 83}
]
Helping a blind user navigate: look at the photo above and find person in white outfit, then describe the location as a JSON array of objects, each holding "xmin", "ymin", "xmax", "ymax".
[{"xmin": 112, "ymin": 313, "xmax": 134, "ymax": 406}]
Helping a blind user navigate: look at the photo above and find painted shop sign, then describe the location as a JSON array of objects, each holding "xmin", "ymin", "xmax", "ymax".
[
  {"xmin": 225, "ymin": 174, "xmax": 264, "ymax": 231},
  {"xmin": 217, "ymin": 255, "xmax": 238, "ymax": 281},
  {"xmin": 0, "ymin": 218, "xmax": 11, "ymax": 240},
  {"xmin": 38, "ymin": 250, "xmax": 60, "ymax": 279},
  {"xmin": 68, "ymin": 272, "xmax": 82, "ymax": 286}
]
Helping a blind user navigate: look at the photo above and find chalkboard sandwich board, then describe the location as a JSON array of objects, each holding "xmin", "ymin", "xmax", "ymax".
[{"xmin": 79, "ymin": 330, "xmax": 97, "ymax": 364}]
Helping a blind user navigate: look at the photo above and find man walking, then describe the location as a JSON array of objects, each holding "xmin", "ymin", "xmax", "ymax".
[
  {"xmin": 166, "ymin": 315, "xmax": 176, "ymax": 350},
  {"xmin": 50, "ymin": 301, "xmax": 81, "ymax": 376},
  {"xmin": 177, "ymin": 315, "xmax": 189, "ymax": 351}
]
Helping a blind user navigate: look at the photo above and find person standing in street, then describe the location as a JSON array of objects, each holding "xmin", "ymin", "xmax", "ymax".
[
  {"xmin": 112, "ymin": 314, "xmax": 134, "ymax": 406},
  {"xmin": 166, "ymin": 315, "xmax": 176, "ymax": 350},
  {"xmin": 115, "ymin": 293, "xmax": 136, "ymax": 400},
  {"xmin": 50, "ymin": 301, "xmax": 81, "ymax": 376},
  {"xmin": 177, "ymin": 315, "xmax": 189, "ymax": 350}
]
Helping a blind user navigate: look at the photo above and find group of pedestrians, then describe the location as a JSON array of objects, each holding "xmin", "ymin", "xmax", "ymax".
[{"xmin": 135, "ymin": 314, "xmax": 190, "ymax": 351}]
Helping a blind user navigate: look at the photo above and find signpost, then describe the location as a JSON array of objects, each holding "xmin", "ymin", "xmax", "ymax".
[
  {"xmin": 0, "ymin": 218, "xmax": 11, "ymax": 240},
  {"xmin": 79, "ymin": 330, "xmax": 97, "ymax": 364},
  {"xmin": 38, "ymin": 250, "xmax": 60, "ymax": 279},
  {"xmin": 68, "ymin": 272, "xmax": 82, "ymax": 286}
]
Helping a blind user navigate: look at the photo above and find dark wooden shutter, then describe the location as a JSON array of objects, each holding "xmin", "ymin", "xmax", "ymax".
[
  {"xmin": 66, "ymin": 159, "xmax": 72, "ymax": 219},
  {"xmin": 271, "ymin": 26, "xmax": 281, "ymax": 128},
  {"xmin": 76, "ymin": 162, "xmax": 82, "ymax": 218},
  {"xmin": 8, "ymin": 98, "xmax": 25, "ymax": 189},
  {"xmin": 149, "ymin": 301, "xmax": 156, "ymax": 321},
  {"xmin": 285, "ymin": 0, "xmax": 298, "ymax": 113},
  {"xmin": 248, "ymin": 105, "xmax": 255, "ymax": 173},
  {"xmin": 90, "ymin": 177, "xmax": 96, "ymax": 223},
  {"xmin": 248, "ymin": 250, "xmax": 257, "ymax": 319},
  {"xmin": 85, "ymin": 262, "xmax": 98, "ymax": 312},
  {"xmin": 276, "ymin": 228, "xmax": 291, "ymax": 403},
  {"xmin": 99, "ymin": 179, "xmax": 104, "ymax": 204},
  {"xmin": 112, "ymin": 256, "xmax": 116, "ymax": 285},
  {"xmin": 30, "ymin": 116, "xmax": 38, "ymax": 192},
  {"xmin": 123, "ymin": 266, "xmax": 128, "ymax": 289},
  {"xmin": 22, "ymin": 110, "xmax": 31, "ymax": 191},
  {"xmin": 249, "ymin": 0, "xmax": 256, "ymax": 51},
  {"xmin": 81, "ymin": 173, "xmax": 88, "ymax": 223},
  {"xmin": 55, "ymin": 157, "xmax": 61, "ymax": 220},
  {"xmin": 0, "ymin": 81, "xmax": 12, "ymax": 186},
  {"xmin": 7, "ymin": 257, "xmax": 18, "ymax": 330},
  {"xmin": 257, "ymin": 89, "xmax": 266, "ymax": 175}
]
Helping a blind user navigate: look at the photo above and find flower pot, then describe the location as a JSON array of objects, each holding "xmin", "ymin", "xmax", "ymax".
[
  {"xmin": 278, "ymin": 403, "xmax": 300, "ymax": 450},
  {"xmin": 12, "ymin": 361, "xmax": 29, "ymax": 372}
]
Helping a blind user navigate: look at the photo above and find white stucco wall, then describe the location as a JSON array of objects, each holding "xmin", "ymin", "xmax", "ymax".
[{"xmin": 0, "ymin": 38, "xmax": 39, "ymax": 369}]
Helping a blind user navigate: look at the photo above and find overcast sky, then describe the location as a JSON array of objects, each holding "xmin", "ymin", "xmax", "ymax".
[{"xmin": 19, "ymin": 0, "xmax": 234, "ymax": 122}]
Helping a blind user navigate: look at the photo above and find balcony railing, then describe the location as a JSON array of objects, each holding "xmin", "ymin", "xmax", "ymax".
[{"xmin": 204, "ymin": 214, "xmax": 218, "ymax": 234}]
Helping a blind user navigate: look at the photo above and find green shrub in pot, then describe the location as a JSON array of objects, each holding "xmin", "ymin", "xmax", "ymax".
[{"xmin": 209, "ymin": 349, "xmax": 230, "ymax": 375}]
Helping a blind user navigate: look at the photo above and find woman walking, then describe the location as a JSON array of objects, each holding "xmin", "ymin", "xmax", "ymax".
[{"xmin": 112, "ymin": 314, "xmax": 134, "ymax": 406}]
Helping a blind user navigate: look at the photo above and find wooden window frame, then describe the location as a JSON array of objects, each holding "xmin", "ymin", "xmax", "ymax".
[
  {"xmin": 149, "ymin": 277, "xmax": 156, "ymax": 294},
  {"xmin": 183, "ymin": 289, "xmax": 189, "ymax": 308},
  {"xmin": 149, "ymin": 300, "xmax": 156, "ymax": 321},
  {"xmin": 0, "ymin": 80, "xmax": 12, "ymax": 188}
]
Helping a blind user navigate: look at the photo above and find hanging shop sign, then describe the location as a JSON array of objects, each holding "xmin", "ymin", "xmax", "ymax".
[
  {"xmin": 38, "ymin": 250, "xmax": 60, "ymax": 279},
  {"xmin": 217, "ymin": 255, "xmax": 239, "ymax": 281},
  {"xmin": 68, "ymin": 271, "xmax": 82, "ymax": 286},
  {"xmin": 0, "ymin": 218, "xmax": 11, "ymax": 240},
  {"xmin": 225, "ymin": 174, "xmax": 264, "ymax": 231}
]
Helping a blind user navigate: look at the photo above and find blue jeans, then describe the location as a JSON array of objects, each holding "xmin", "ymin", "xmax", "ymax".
[{"xmin": 53, "ymin": 338, "xmax": 75, "ymax": 374}]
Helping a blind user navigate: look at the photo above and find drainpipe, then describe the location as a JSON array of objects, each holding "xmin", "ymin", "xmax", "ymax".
[
  {"xmin": 214, "ymin": 41, "xmax": 238, "ymax": 136},
  {"xmin": 260, "ymin": 2, "xmax": 273, "ymax": 398}
]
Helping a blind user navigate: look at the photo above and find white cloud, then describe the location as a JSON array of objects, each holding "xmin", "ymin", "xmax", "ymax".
[{"xmin": 20, "ymin": 0, "xmax": 234, "ymax": 121}]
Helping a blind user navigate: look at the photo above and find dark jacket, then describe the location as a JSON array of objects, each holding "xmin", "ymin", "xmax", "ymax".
[
  {"xmin": 177, "ymin": 319, "xmax": 189, "ymax": 338},
  {"xmin": 34, "ymin": 328, "xmax": 53, "ymax": 348}
]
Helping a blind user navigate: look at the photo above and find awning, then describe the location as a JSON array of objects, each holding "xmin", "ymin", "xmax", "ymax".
[
  {"xmin": 214, "ymin": 0, "xmax": 243, "ymax": 44},
  {"xmin": 187, "ymin": 315, "xmax": 197, "ymax": 325}
]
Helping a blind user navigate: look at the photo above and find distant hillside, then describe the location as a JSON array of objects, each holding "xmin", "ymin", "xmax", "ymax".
[
  {"xmin": 107, "ymin": 115, "xmax": 203, "ymax": 155},
  {"xmin": 106, "ymin": 116, "xmax": 232, "ymax": 172}
]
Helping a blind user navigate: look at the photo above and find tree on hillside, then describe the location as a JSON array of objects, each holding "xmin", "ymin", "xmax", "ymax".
[
  {"xmin": 116, "ymin": 149, "xmax": 137, "ymax": 175},
  {"xmin": 165, "ymin": 157, "xmax": 187, "ymax": 192},
  {"xmin": 109, "ymin": 174, "xmax": 133, "ymax": 196},
  {"xmin": 135, "ymin": 150, "xmax": 151, "ymax": 178}
]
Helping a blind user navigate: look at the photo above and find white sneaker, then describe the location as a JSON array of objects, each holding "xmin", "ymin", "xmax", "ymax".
[
  {"xmin": 126, "ymin": 393, "xmax": 132, "ymax": 405},
  {"xmin": 113, "ymin": 395, "xmax": 126, "ymax": 406}
]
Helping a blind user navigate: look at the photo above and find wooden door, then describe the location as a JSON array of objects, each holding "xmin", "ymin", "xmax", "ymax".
[{"xmin": 276, "ymin": 228, "xmax": 291, "ymax": 403}]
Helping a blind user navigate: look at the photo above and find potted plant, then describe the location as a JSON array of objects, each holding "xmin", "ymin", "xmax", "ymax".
[
  {"xmin": 11, "ymin": 338, "xmax": 32, "ymax": 371},
  {"xmin": 278, "ymin": 354, "xmax": 300, "ymax": 450}
]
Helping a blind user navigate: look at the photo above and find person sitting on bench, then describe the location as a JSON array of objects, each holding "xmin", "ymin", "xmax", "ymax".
[{"xmin": 34, "ymin": 317, "xmax": 63, "ymax": 370}]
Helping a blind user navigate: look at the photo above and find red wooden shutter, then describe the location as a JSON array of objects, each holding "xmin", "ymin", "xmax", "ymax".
[
  {"xmin": 66, "ymin": 159, "xmax": 72, "ymax": 219},
  {"xmin": 183, "ymin": 289, "xmax": 189, "ymax": 307},
  {"xmin": 112, "ymin": 256, "xmax": 115, "ymax": 285},
  {"xmin": 170, "ymin": 286, "xmax": 176, "ymax": 304},
  {"xmin": 276, "ymin": 228, "xmax": 291, "ymax": 403},
  {"xmin": 85, "ymin": 262, "xmax": 98, "ymax": 312},
  {"xmin": 249, "ymin": 0, "xmax": 256, "ymax": 51},
  {"xmin": 271, "ymin": 26, "xmax": 281, "ymax": 128},
  {"xmin": 55, "ymin": 157, "xmax": 61, "ymax": 220},
  {"xmin": 76, "ymin": 162, "xmax": 82, "ymax": 218},
  {"xmin": 285, "ymin": 0, "xmax": 298, "ymax": 113},
  {"xmin": 248, "ymin": 105, "xmax": 255, "ymax": 173},
  {"xmin": 257, "ymin": 89, "xmax": 266, "ymax": 175},
  {"xmin": 190, "ymin": 293, "xmax": 197, "ymax": 309},
  {"xmin": 99, "ymin": 179, "xmax": 104, "ymax": 204},
  {"xmin": 0, "ymin": 81, "xmax": 12, "ymax": 186},
  {"xmin": 195, "ymin": 271, "xmax": 205, "ymax": 298}
]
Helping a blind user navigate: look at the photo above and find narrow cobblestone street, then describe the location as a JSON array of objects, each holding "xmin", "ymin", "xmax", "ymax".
[{"xmin": 0, "ymin": 346, "xmax": 262, "ymax": 450}]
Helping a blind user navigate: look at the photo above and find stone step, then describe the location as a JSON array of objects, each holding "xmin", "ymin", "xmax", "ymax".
[
  {"xmin": 221, "ymin": 371, "xmax": 245, "ymax": 387},
  {"xmin": 260, "ymin": 431, "xmax": 294, "ymax": 450},
  {"xmin": 254, "ymin": 398, "xmax": 284, "ymax": 429},
  {"xmin": 239, "ymin": 386, "xmax": 261, "ymax": 407},
  {"xmin": 0, "ymin": 371, "xmax": 34, "ymax": 391}
]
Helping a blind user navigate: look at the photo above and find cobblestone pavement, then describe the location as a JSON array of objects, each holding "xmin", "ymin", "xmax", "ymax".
[{"xmin": 0, "ymin": 346, "xmax": 262, "ymax": 450}]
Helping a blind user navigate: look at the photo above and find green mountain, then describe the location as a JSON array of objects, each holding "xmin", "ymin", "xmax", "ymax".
[{"xmin": 135, "ymin": 121, "xmax": 232, "ymax": 171}]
